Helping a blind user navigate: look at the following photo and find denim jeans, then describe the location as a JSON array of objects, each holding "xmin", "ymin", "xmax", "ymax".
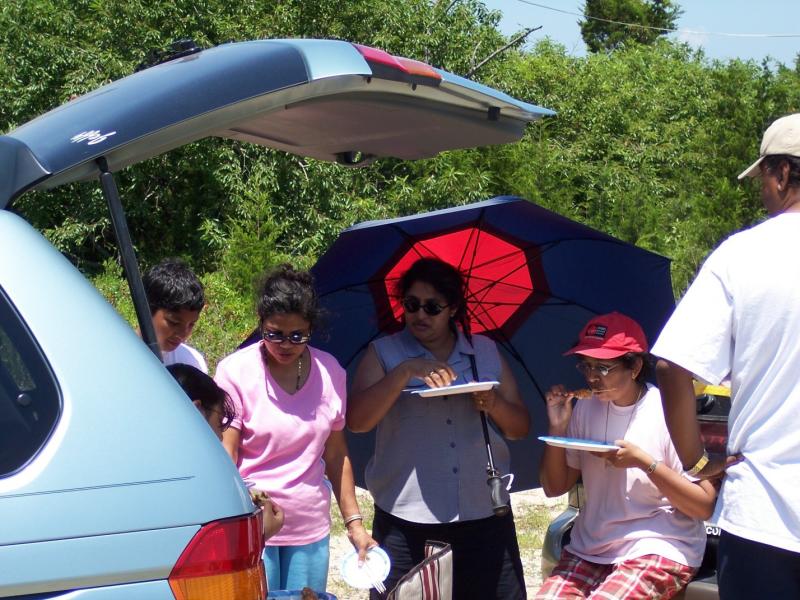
[{"xmin": 264, "ymin": 535, "xmax": 330, "ymax": 593}]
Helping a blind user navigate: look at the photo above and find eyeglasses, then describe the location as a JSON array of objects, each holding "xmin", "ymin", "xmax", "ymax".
[
  {"xmin": 575, "ymin": 362, "xmax": 622, "ymax": 377},
  {"xmin": 402, "ymin": 296, "xmax": 449, "ymax": 316},
  {"xmin": 262, "ymin": 329, "xmax": 312, "ymax": 345}
]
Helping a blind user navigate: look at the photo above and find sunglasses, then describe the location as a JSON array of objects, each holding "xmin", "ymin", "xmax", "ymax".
[
  {"xmin": 262, "ymin": 329, "xmax": 312, "ymax": 345},
  {"xmin": 402, "ymin": 296, "xmax": 449, "ymax": 316},
  {"xmin": 575, "ymin": 361, "xmax": 622, "ymax": 377}
]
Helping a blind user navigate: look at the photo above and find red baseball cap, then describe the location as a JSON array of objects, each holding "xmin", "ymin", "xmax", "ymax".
[{"xmin": 563, "ymin": 312, "xmax": 648, "ymax": 359}]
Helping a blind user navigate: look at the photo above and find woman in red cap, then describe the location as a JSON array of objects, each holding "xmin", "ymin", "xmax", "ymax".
[{"xmin": 534, "ymin": 312, "xmax": 717, "ymax": 599}]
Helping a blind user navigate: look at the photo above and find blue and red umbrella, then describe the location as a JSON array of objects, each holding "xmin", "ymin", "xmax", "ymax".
[{"xmin": 312, "ymin": 196, "xmax": 675, "ymax": 491}]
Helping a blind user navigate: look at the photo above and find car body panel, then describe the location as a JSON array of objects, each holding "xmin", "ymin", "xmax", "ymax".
[
  {"xmin": 0, "ymin": 39, "xmax": 553, "ymax": 207},
  {"xmin": 0, "ymin": 211, "xmax": 251, "ymax": 595},
  {"xmin": 0, "ymin": 524, "xmax": 199, "ymax": 597},
  {"xmin": 13, "ymin": 580, "xmax": 176, "ymax": 599}
]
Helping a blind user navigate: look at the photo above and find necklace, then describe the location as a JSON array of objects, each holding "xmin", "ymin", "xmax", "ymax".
[
  {"xmin": 295, "ymin": 353, "xmax": 303, "ymax": 392},
  {"xmin": 604, "ymin": 384, "xmax": 645, "ymax": 444},
  {"xmin": 260, "ymin": 344, "xmax": 304, "ymax": 393}
]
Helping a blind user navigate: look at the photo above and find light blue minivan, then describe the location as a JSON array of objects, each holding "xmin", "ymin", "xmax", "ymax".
[{"xmin": 0, "ymin": 39, "xmax": 552, "ymax": 598}]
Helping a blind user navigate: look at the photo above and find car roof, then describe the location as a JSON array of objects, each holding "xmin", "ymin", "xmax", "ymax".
[{"xmin": 0, "ymin": 38, "xmax": 554, "ymax": 208}]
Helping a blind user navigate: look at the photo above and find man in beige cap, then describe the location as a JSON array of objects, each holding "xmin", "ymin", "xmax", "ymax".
[{"xmin": 651, "ymin": 114, "xmax": 800, "ymax": 598}]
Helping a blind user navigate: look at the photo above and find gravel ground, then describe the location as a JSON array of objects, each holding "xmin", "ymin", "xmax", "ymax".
[{"xmin": 324, "ymin": 487, "xmax": 567, "ymax": 600}]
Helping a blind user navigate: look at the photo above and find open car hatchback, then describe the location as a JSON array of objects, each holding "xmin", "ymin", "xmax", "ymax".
[{"xmin": 0, "ymin": 39, "xmax": 552, "ymax": 598}]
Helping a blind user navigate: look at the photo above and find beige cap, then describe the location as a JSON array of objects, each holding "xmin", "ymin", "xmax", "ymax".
[{"xmin": 739, "ymin": 113, "xmax": 800, "ymax": 179}]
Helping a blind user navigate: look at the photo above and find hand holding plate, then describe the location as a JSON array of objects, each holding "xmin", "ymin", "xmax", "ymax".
[
  {"xmin": 603, "ymin": 439, "xmax": 650, "ymax": 469},
  {"xmin": 472, "ymin": 388, "xmax": 497, "ymax": 413}
]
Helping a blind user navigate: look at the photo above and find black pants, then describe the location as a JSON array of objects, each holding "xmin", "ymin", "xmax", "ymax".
[
  {"xmin": 718, "ymin": 530, "xmax": 800, "ymax": 599},
  {"xmin": 370, "ymin": 505, "xmax": 527, "ymax": 600}
]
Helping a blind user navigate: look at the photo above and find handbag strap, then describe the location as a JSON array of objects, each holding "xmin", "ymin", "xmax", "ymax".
[{"xmin": 468, "ymin": 353, "xmax": 479, "ymax": 382}]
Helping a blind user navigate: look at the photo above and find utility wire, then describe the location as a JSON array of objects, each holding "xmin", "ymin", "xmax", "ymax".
[{"xmin": 515, "ymin": 0, "xmax": 800, "ymax": 38}]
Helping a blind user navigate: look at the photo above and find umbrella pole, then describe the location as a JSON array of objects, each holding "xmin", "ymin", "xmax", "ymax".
[
  {"xmin": 469, "ymin": 354, "xmax": 511, "ymax": 516},
  {"xmin": 480, "ymin": 410, "xmax": 511, "ymax": 517}
]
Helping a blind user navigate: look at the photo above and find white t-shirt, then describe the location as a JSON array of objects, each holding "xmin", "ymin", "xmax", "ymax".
[
  {"xmin": 565, "ymin": 384, "xmax": 706, "ymax": 567},
  {"xmin": 652, "ymin": 212, "xmax": 800, "ymax": 553},
  {"xmin": 163, "ymin": 342, "xmax": 208, "ymax": 374}
]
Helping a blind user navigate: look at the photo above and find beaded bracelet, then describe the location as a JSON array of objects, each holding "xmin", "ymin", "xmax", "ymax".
[{"xmin": 343, "ymin": 513, "xmax": 363, "ymax": 526}]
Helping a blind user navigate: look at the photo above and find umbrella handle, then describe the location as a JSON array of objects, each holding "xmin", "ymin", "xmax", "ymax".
[
  {"xmin": 487, "ymin": 473, "xmax": 511, "ymax": 517},
  {"xmin": 480, "ymin": 410, "xmax": 511, "ymax": 517}
]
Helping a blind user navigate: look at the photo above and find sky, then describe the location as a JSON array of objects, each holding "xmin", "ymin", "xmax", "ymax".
[{"xmin": 483, "ymin": 0, "xmax": 800, "ymax": 66}]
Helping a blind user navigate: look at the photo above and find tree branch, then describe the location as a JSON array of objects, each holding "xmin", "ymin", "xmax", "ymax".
[{"xmin": 466, "ymin": 26, "xmax": 542, "ymax": 77}]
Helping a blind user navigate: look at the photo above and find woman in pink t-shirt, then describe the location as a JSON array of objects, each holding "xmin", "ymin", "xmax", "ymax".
[
  {"xmin": 216, "ymin": 264, "xmax": 375, "ymax": 592},
  {"xmin": 535, "ymin": 312, "xmax": 717, "ymax": 600}
]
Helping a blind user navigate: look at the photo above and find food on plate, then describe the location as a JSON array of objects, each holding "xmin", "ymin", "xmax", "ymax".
[{"xmin": 301, "ymin": 587, "xmax": 319, "ymax": 600}]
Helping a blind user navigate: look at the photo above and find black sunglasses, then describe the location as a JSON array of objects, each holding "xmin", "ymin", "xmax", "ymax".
[
  {"xmin": 402, "ymin": 296, "xmax": 449, "ymax": 316},
  {"xmin": 262, "ymin": 329, "xmax": 312, "ymax": 345}
]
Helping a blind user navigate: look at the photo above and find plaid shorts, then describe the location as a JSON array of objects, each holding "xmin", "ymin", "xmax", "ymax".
[{"xmin": 534, "ymin": 549, "xmax": 696, "ymax": 599}]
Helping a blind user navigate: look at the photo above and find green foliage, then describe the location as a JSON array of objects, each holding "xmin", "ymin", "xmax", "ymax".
[
  {"xmin": 5, "ymin": 0, "xmax": 800, "ymax": 346},
  {"xmin": 191, "ymin": 270, "xmax": 256, "ymax": 372},
  {"xmin": 92, "ymin": 259, "xmax": 136, "ymax": 324},
  {"xmin": 483, "ymin": 39, "xmax": 799, "ymax": 292},
  {"xmin": 581, "ymin": 0, "xmax": 682, "ymax": 53}
]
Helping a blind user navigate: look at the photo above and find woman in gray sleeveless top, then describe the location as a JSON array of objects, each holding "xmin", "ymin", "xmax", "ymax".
[{"xmin": 348, "ymin": 258, "xmax": 530, "ymax": 599}]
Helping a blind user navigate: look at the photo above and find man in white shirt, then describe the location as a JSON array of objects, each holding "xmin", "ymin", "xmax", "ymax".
[
  {"xmin": 143, "ymin": 258, "xmax": 208, "ymax": 373},
  {"xmin": 652, "ymin": 114, "xmax": 800, "ymax": 598}
]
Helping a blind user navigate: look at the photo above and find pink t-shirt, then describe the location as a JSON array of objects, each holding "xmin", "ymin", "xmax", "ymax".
[
  {"xmin": 214, "ymin": 343, "xmax": 346, "ymax": 546},
  {"xmin": 565, "ymin": 384, "xmax": 706, "ymax": 567}
]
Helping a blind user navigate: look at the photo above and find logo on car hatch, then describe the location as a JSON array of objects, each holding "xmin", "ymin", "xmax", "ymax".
[{"xmin": 71, "ymin": 130, "xmax": 117, "ymax": 145}]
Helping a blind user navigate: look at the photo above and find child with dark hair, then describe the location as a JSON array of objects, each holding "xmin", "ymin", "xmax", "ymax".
[
  {"xmin": 166, "ymin": 363, "xmax": 284, "ymax": 540},
  {"xmin": 166, "ymin": 363, "xmax": 235, "ymax": 440},
  {"xmin": 143, "ymin": 258, "xmax": 207, "ymax": 372}
]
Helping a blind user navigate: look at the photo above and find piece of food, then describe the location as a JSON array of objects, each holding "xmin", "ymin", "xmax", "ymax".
[
  {"xmin": 249, "ymin": 489, "xmax": 270, "ymax": 508},
  {"xmin": 301, "ymin": 587, "xmax": 319, "ymax": 600},
  {"xmin": 570, "ymin": 388, "xmax": 592, "ymax": 399}
]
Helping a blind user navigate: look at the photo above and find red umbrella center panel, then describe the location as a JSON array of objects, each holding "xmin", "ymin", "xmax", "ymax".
[{"xmin": 378, "ymin": 226, "xmax": 549, "ymax": 336}]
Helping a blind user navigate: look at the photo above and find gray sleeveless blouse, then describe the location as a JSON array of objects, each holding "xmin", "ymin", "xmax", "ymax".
[{"xmin": 365, "ymin": 328, "xmax": 511, "ymax": 523}]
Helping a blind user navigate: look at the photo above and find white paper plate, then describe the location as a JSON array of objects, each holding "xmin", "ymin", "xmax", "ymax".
[
  {"xmin": 340, "ymin": 546, "xmax": 391, "ymax": 590},
  {"xmin": 538, "ymin": 436, "xmax": 619, "ymax": 452},
  {"xmin": 409, "ymin": 380, "xmax": 500, "ymax": 398}
]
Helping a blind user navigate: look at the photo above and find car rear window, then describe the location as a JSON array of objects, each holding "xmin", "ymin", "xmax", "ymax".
[{"xmin": 0, "ymin": 287, "xmax": 60, "ymax": 476}]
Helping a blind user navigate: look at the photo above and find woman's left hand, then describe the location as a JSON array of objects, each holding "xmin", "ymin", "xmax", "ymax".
[
  {"xmin": 472, "ymin": 389, "xmax": 497, "ymax": 414},
  {"xmin": 601, "ymin": 439, "xmax": 652, "ymax": 470},
  {"xmin": 346, "ymin": 520, "xmax": 378, "ymax": 563}
]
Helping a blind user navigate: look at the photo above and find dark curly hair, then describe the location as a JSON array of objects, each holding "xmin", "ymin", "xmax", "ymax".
[
  {"xmin": 256, "ymin": 263, "xmax": 321, "ymax": 328},
  {"xmin": 396, "ymin": 257, "xmax": 471, "ymax": 340}
]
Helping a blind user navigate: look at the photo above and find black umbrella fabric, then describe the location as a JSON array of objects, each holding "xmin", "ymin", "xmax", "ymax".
[{"xmin": 311, "ymin": 196, "xmax": 675, "ymax": 491}]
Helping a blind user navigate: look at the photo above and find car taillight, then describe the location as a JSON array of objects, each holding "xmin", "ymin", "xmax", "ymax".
[
  {"xmin": 169, "ymin": 511, "xmax": 266, "ymax": 600},
  {"xmin": 353, "ymin": 43, "xmax": 442, "ymax": 85}
]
